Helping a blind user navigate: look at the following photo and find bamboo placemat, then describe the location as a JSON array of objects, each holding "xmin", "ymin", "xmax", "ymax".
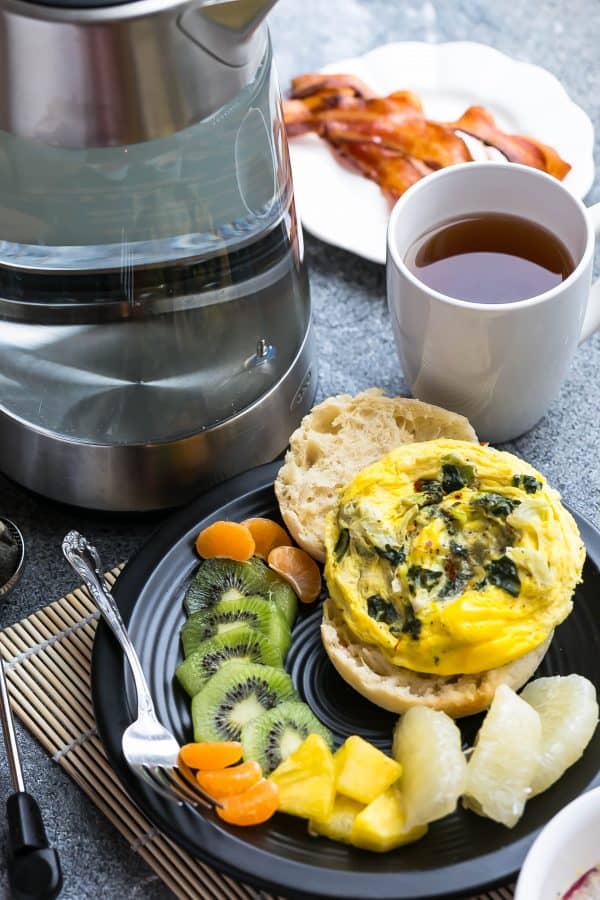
[{"xmin": 0, "ymin": 574, "xmax": 514, "ymax": 900}]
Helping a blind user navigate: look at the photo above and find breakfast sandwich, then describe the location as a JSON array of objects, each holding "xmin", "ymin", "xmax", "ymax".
[
  {"xmin": 321, "ymin": 439, "xmax": 585, "ymax": 717},
  {"xmin": 275, "ymin": 389, "xmax": 477, "ymax": 563}
]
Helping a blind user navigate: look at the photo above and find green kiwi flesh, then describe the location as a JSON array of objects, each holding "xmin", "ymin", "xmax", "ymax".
[
  {"xmin": 241, "ymin": 700, "xmax": 334, "ymax": 774},
  {"xmin": 184, "ymin": 557, "xmax": 298, "ymax": 626},
  {"xmin": 175, "ymin": 626, "xmax": 283, "ymax": 697},
  {"xmin": 191, "ymin": 660, "xmax": 298, "ymax": 743},
  {"xmin": 181, "ymin": 596, "xmax": 291, "ymax": 660}
]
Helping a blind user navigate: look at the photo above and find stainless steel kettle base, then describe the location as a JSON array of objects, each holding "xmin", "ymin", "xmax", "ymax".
[{"xmin": 0, "ymin": 325, "xmax": 316, "ymax": 511}]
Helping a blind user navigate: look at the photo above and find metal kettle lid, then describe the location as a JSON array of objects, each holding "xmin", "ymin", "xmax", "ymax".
[
  {"xmin": 0, "ymin": 0, "xmax": 278, "ymax": 148},
  {"xmin": 16, "ymin": 0, "xmax": 144, "ymax": 6}
]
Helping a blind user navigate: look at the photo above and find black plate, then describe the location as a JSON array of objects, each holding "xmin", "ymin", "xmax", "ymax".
[{"xmin": 92, "ymin": 462, "xmax": 600, "ymax": 900}]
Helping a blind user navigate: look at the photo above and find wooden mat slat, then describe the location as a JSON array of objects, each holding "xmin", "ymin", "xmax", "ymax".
[{"xmin": 0, "ymin": 572, "xmax": 513, "ymax": 900}]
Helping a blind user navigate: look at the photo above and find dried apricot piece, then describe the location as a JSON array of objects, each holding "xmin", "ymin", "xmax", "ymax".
[
  {"xmin": 267, "ymin": 546, "xmax": 322, "ymax": 604},
  {"xmin": 241, "ymin": 517, "xmax": 292, "ymax": 560},
  {"xmin": 216, "ymin": 778, "xmax": 279, "ymax": 826},
  {"xmin": 195, "ymin": 521, "xmax": 255, "ymax": 562},
  {"xmin": 179, "ymin": 741, "xmax": 243, "ymax": 770},
  {"xmin": 197, "ymin": 760, "xmax": 262, "ymax": 800}
]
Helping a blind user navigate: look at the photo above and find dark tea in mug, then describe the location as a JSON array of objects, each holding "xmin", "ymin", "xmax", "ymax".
[{"xmin": 404, "ymin": 212, "xmax": 575, "ymax": 303}]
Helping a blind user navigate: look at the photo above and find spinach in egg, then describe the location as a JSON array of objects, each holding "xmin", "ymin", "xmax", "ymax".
[
  {"xmin": 367, "ymin": 594, "xmax": 398, "ymax": 625},
  {"xmin": 441, "ymin": 456, "xmax": 476, "ymax": 493},
  {"xmin": 392, "ymin": 604, "xmax": 422, "ymax": 640},
  {"xmin": 366, "ymin": 594, "xmax": 422, "ymax": 640},
  {"xmin": 486, "ymin": 555, "xmax": 521, "ymax": 597},
  {"xmin": 414, "ymin": 457, "xmax": 476, "ymax": 499},
  {"xmin": 407, "ymin": 565, "xmax": 443, "ymax": 591},
  {"xmin": 414, "ymin": 478, "xmax": 444, "ymax": 505},
  {"xmin": 334, "ymin": 528, "xmax": 350, "ymax": 561},
  {"xmin": 512, "ymin": 474, "xmax": 542, "ymax": 494},
  {"xmin": 374, "ymin": 543, "xmax": 406, "ymax": 566},
  {"xmin": 472, "ymin": 492, "xmax": 520, "ymax": 518}
]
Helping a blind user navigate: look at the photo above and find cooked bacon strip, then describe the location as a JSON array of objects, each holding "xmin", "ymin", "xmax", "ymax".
[
  {"xmin": 283, "ymin": 99, "xmax": 317, "ymax": 136},
  {"xmin": 322, "ymin": 114, "xmax": 472, "ymax": 169},
  {"xmin": 284, "ymin": 74, "xmax": 571, "ymax": 204},
  {"xmin": 331, "ymin": 140, "xmax": 428, "ymax": 202},
  {"xmin": 452, "ymin": 106, "xmax": 571, "ymax": 179},
  {"xmin": 290, "ymin": 73, "xmax": 378, "ymax": 101},
  {"xmin": 284, "ymin": 97, "xmax": 470, "ymax": 168},
  {"xmin": 300, "ymin": 89, "xmax": 364, "ymax": 112},
  {"xmin": 510, "ymin": 135, "xmax": 571, "ymax": 180},
  {"xmin": 361, "ymin": 90, "xmax": 424, "ymax": 115},
  {"xmin": 283, "ymin": 92, "xmax": 427, "ymax": 139}
]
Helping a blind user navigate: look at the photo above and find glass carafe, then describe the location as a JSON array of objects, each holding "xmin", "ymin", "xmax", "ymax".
[{"xmin": 0, "ymin": 20, "xmax": 315, "ymax": 509}]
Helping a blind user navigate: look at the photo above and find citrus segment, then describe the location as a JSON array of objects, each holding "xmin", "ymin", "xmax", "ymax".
[
  {"xmin": 463, "ymin": 684, "xmax": 541, "ymax": 827},
  {"xmin": 179, "ymin": 741, "xmax": 243, "ymax": 770},
  {"xmin": 216, "ymin": 778, "xmax": 279, "ymax": 826},
  {"xmin": 195, "ymin": 521, "xmax": 255, "ymax": 562},
  {"xmin": 267, "ymin": 546, "xmax": 322, "ymax": 604},
  {"xmin": 197, "ymin": 760, "xmax": 262, "ymax": 800},
  {"xmin": 241, "ymin": 518, "xmax": 293, "ymax": 560},
  {"xmin": 392, "ymin": 707, "xmax": 467, "ymax": 828},
  {"xmin": 521, "ymin": 675, "xmax": 598, "ymax": 796}
]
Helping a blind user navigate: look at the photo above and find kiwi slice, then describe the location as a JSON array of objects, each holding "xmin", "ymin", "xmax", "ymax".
[
  {"xmin": 175, "ymin": 626, "xmax": 283, "ymax": 697},
  {"xmin": 241, "ymin": 700, "xmax": 334, "ymax": 774},
  {"xmin": 184, "ymin": 557, "xmax": 298, "ymax": 627},
  {"xmin": 191, "ymin": 660, "xmax": 298, "ymax": 743},
  {"xmin": 181, "ymin": 596, "xmax": 291, "ymax": 660}
]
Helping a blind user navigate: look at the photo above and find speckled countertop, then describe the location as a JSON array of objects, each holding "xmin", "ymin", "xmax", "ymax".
[{"xmin": 0, "ymin": 0, "xmax": 599, "ymax": 897}]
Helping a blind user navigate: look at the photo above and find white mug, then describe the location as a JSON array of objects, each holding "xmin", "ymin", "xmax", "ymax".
[{"xmin": 386, "ymin": 162, "xmax": 600, "ymax": 442}]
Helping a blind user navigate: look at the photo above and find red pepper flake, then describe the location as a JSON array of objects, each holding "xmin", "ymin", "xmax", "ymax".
[
  {"xmin": 480, "ymin": 441, "xmax": 489, "ymax": 447},
  {"xmin": 455, "ymin": 493, "xmax": 462, "ymax": 499},
  {"xmin": 445, "ymin": 560, "xmax": 458, "ymax": 580},
  {"xmin": 414, "ymin": 479, "xmax": 424, "ymax": 491}
]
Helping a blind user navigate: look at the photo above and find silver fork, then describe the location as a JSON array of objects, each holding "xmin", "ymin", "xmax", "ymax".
[{"xmin": 62, "ymin": 530, "xmax": 218, "ymax": 811}]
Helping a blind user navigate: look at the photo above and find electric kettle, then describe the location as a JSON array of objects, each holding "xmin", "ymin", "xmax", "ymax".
[{"xmin": 0, "ymin": 0, "xmax": 315, "ymax": 510}]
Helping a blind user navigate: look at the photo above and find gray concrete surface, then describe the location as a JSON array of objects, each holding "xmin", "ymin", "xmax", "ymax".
[{"xmin": 0, "ymin": 0, "xmax": 599, "ymax": 896}]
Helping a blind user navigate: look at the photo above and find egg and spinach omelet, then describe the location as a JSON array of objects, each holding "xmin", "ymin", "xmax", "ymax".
[{"xmin": 324, "ymin": 439, "xmax": 585, "ymax": 677}]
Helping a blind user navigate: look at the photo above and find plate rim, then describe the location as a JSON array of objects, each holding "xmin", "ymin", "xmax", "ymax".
[
  {"xmin": 290, "ymin": 39, "xmax": 596, "ymax": 264},
  {"xmin": 91, "ymin": 461, "xmax": 600, "ymax": 900}
]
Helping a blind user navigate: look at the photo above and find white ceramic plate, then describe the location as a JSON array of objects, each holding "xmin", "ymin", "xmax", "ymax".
[{"xmin": 288, "ymin": 41, "xmax": 596, "ymax": 264}]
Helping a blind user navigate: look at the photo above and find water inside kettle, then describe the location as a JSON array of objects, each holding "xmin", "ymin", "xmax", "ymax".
[{"xmin": 0, "ymin": 46, "xmax": 311, "ymax": 446}]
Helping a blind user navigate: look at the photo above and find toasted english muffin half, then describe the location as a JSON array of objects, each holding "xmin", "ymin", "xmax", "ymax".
[
  {"xmin": 274, "ymin": 389, "xmax": 477, "ymax": 563},
  {"xmin": 321, "ymin": 599, "xmax": 552, "ymax": 718}
]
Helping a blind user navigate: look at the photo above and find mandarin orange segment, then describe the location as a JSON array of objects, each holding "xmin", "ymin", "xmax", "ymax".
[
  {"xmin": 267, "ymin": 546, "xmax": 322, "ymax": 604},
  {"xmin": 195, "ymin": 521, "xmax": 255, "ymax": 562},
  {"xmin": 179, "ymin": 741, "xmax": 243, "ymax": 770},
  {"xmin": 240, "ymin": 517, "xmax": 293, "ymax": 560},
  {"xmin": 216, "ymin": 778, "xmax": 279, "ymax": 826},
  {"xmin": 197, "ymin": 760, "xmax": 262, "ymax": 800}
]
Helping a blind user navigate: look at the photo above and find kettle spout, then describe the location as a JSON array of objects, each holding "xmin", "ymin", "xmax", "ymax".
[
  {"xmin": 178, "ymin": 0, "xmax": 278, "ymax": 69},
  {"xmin": 200, "ymin": 0, "xmax": 279, "ymax": 36}
]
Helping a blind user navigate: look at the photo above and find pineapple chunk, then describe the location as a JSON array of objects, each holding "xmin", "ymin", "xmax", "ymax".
[
  {"xmin": 309, "ymin": 795, "xmax": 365, "ymax": 844},
  {"xmin": 269, "ymin": 733, "xmax": 335, "ymax": 820},
  {"xmin": 351, "ymin": 785, "xmax": 428, "ymax": 853},
  {"xmin": 335, "ymin": 736, "xmax": 402, "ymax": 804}
]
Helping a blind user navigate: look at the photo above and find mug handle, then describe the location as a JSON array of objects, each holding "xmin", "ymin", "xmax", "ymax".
[{"xmin": 580, "ymin": 202, "xmax": 600, "ymax": 344}]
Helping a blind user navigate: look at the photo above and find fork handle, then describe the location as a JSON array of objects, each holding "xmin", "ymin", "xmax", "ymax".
[{"xmin": 62, "ymin": 531, "xmax": 155, "ymax": 718}]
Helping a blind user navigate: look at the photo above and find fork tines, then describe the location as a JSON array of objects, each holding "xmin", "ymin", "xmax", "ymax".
[{"xmin": 139, "ymin": 764, "xmax": 221, "ymax": 810}]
